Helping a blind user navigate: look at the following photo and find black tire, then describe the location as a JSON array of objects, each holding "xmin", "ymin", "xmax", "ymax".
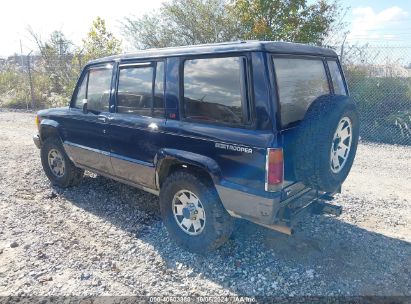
[
  {"xmin": 159, "ymin": 170, "xmax": 234, "ymax": 253},
  {"xmin": 40, "ymin": 137, "xmax": 84, "ymax": 188},
  {"xmin": 292, "ymin": 95, "xmax": 359, "ymax": 192}
]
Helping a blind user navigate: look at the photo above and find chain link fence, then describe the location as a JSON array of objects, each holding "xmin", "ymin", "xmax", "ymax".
[
  {"xmin": 2, "ymin": 44, "xmax": 411, "ymax": 146},
  {"xmin": 338, "ymin": 45, "xmax": 411, "ymax": 146}
]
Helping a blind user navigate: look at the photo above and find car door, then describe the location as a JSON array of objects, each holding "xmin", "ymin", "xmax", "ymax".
[
  {"xmin": 107, "ymin": 60, "xmax": 166, "ymax": 189},
  {"xmin": 62, "ymin": 63, "xmax": 114, "ymax": 174}
]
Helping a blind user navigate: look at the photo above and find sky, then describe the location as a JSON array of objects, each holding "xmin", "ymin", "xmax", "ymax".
[
  {"xmin": 0, "ymin": 0, "xmax": 411, "ymax": 57},
  {"xmin": 0, "ymin": 0, "xmax": 163, "ymax": 57},
  {"xmin": 343, "ymin": 0, "xmax": 411, "ymax": 44}
]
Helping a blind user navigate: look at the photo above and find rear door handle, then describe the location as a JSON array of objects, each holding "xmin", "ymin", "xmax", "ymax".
[
  {"xmin": 148, "ymin": 122, "xmax": 159, "ymax": 131},
  {"xmin": 98, "ymin": 116, "xmax": 107, "ymax": 123}
]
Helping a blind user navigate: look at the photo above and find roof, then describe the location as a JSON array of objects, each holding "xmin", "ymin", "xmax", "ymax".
[{"xmin": 88, "ymin": 41, "xmax": 338, "ymax": 65}]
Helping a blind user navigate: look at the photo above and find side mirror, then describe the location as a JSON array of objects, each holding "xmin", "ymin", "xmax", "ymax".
[{"xmin": 82, "ymin": 99, "xmax": 88, "ymax": 114}]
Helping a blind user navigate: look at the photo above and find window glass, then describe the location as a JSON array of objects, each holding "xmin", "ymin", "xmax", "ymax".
[
  {"xmin": 328, "ymin": 60, "xmax": 346, "ymax": 95},
  {"xmin": 117, "ymin": 65, "xmax": 154, "ymax": 116},
  {"xmin": 274, "ymin": 58, "xmax": 329, "ymax": 127},
  {"xmin": 73, "ymin": 73, "xmax": 88, "ymax": 108},
  {"xmin": 153, "ymin": 61, "xmax": 165, "ymax": 117},
  {"xmin": 87, "ymin": 68, "xmax": 112, "ymax": 112},
  {"xmin": 183, "ymin": 57, "xmax": 245, "ymax": 125}
]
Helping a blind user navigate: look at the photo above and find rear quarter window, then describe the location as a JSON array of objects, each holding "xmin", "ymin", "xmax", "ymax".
[
  {"xmin": 328, "ymin": 60, "xmax": 347, "ymax": 95},
  {"xmin": 273, "ymin": 57, "xmax": 329, "ymax": 128}
]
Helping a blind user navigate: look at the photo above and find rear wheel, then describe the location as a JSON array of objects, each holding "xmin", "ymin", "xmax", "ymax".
[
  {"xmin": 41, "ymin": 138, "xmax": 84, "ymax": 187},
  {"xmin": 159, "ymin": 171, "xmax": 234, "ymax": 253}
]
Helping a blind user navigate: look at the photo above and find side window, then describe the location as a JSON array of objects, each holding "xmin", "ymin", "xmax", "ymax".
[
  {"xmin": 117, "ymin": 61, "xmax": 165, "ymax": 117},
  {"xmin": 328, "ymin": 60, "xmax": 347, "ymax": 95},
  {"xmin": 87, "ymin": 68, "xmax": 113, "ymax": 113},
  {"xmin": 273, "ymin": 57, "xmax": 329, "ymax": 127},
  {"xmin": 117, "ymin": 65, "xmax": 153, "ymax": 116},
  {"xmin": 183, "ymin": 57, "xmax": 246, "ymax": 126},
  {"xmin": 73, "ymin": 73, "xmax": 88, "ymax": 108}
]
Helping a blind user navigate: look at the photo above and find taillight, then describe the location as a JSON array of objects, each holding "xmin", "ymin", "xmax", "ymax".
[{"xmin": 265, "ymin": 148, "xmax": 283, "ymax": 191}]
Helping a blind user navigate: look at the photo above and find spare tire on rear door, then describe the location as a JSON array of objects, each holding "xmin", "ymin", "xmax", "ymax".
[{"xmin": 291, "ymin": 95, "xmax": 359, "ymax": 193}]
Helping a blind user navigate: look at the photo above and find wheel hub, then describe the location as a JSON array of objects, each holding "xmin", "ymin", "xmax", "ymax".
[
  {"xmin": 182, "ymin": 204, "xmax": 198, "ymax": 220},
  {"xmin": 330, "ymin": 117, "xmax": 353, "ymax": 174},
  {"xmin": 333, "ymin": 137, "xmax": 341, "ymax": 151},
  {"xmin": 172, "ymin": 190, "xmax": 206, "ymax": 236},
  {"xmin": 48, "ymin": 148, "xmax": 65, "ymax": 178}
]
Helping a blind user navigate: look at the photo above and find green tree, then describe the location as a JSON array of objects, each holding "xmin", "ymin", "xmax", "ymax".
[
  {"xmin": 28, "ymin": 29, "xmax": 75, "ymax": 95},
  {"xmin": 82, "ymin": 17, "xmax": 122, "ymax": 61},
  {"xmin": 122, "ymin": 0, "xmax": 240, "ymax": 49},
  {"xmin": 231, "ymin": 0, "xmax": 340, "ymax": 45},
  {"xmin": 122, "ymin": 0, "xmax": 342, "ymax": 49}
]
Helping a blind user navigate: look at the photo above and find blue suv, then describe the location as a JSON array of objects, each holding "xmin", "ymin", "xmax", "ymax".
[{"xmin": 33, "ymin": 41, "xmax": 359, "ymax": 252}]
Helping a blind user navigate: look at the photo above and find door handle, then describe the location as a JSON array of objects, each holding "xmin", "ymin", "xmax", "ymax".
[
  {"xmin": 148, "ymin": 122, "xmax": 159, "ymax": 131},
  {"xmin": 98, "ymin": 116, "xmax": 107, "ymax": 122}
]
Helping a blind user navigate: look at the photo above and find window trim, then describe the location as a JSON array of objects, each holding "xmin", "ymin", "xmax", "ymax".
[
  {"xmin": 271, "ymin": 54, "xmax": 332, "ymax": 129},
  {"xmin": 70, "ymin": 69, "xmax": 88, "ymax": 109},
  {"xmin": 114, "ymin": 60, "xmax": 166, "ymax": 118},
  {"xmin": 153, "ymin": 61, "xmax": 166, "ymax": 118},
  {"xmin": 179, "ymin": 53, "xmax": 253, "ymax": 129},
  {"xmin": 70, "ymin": 62, "xmax": 114, "ymax": 112},
  {"xmin": 71, "ymin": 70, "xmax": 89, "ymax": 109}
]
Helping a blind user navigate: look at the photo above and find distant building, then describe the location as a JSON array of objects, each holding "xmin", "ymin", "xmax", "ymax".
[
  {"xmin": 5, "ymin": 54, "xmax": 42, "ymax": 70},
  {"xmin": 345, "ymin": 63, "xmax": 411, "ymax": 78},
  {"xmin": 0, "ymin": 58, "xmax": 6, "ymax": 71},
  {"xmin": 366, "ymin": 64, "xmax": 411, "ymax": 78}
]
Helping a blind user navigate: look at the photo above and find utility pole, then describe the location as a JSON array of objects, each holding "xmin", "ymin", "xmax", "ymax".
[
  {"xmin": 20, "ymin": 40, "xmax": 29, "ymax": 110},
  {"xmin": 19, "ymin": 40, "xmax": 24, "ymax": 67},
  {"xmin": 77, "ymin": 48, "xmax": 84, "ymax": 73},
  {"xmin": 27, "ymin": 51, "xmax": 35, "ymax": 109},
  {"xmin": 59, "ymin": 37, "xmax": 63, "ymax": 56},
  {"xmin": 340, "ymin": 32, "xmax": 348, "ymax": 64}
]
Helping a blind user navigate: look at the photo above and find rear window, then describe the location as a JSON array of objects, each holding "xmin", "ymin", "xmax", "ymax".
[
  {"xmin": 183, "ymin": 57, "xmax": 246, "ymax": 126},
  {"xmin": 328, "ymin": 60, "xmax": 347, "ymax": 95},
  {"xmin": 117, "ymin": 65, "xmax": 154, "ymax": 116},
  {"xmin": 273, "ymin": 57, "xmax": 329, "ymax": 127},
  {"xmin": 117, "ymin": 61, "xmax": 165, "ymax": 117}
]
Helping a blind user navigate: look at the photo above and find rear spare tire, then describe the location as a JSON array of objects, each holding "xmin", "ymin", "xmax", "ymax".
[{"xmin": 292, "ymin": 95, "xmax": 359, "ymax": 192}]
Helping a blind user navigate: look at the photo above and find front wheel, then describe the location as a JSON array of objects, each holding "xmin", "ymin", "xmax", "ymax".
[
  {"xmin": 40, "ymin": 138, "xmax": 84, "ymax": 188},
  {"xmin": 159, "ymin": 171, "xmax": 234, "ymax": 253}
]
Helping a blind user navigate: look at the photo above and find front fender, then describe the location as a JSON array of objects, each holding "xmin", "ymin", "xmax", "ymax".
[
  {"xmin": 156, "ymin": 148, "xmax": 222, "ymax": 186},
  {"xmin": 39, "ymin": 119, "xmax": 62, "ymax": 142}
]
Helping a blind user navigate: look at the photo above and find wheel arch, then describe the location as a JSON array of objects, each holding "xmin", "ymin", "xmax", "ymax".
[
  {"xmin": 39, "ymin": 119, "xmax": 63, "ymax": 143},
  {"xmin": 155, "ymin": 149, "xmax": 222, "ymax": 189}
]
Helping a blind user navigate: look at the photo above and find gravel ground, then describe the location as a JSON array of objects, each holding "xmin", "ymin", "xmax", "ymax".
[{"xmin": 0, "ymin": 111, "xmax": 410, "ymax": 297}]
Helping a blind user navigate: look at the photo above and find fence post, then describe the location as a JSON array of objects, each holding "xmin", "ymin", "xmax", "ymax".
[{"xmin": 27, "ymin": 52, "xmax": 35, "ymax": 109}]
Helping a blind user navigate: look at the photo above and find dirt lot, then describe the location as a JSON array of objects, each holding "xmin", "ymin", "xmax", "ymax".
[{"xmin": 0, "ymin": 110, "xmax": 410, "ymax": 297}]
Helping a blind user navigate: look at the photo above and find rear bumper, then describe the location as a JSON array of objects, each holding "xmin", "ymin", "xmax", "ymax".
[
  {"xmin": 33, "ymin": 134, "xmax": 41, "ymax": 149},
  {"xmin": 216, "ymin": 182, "xmax": 337, "ymax": 231},
  {"xmin": 216, "ymin": 184, "xmax": 282, "ymax": 225}
]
